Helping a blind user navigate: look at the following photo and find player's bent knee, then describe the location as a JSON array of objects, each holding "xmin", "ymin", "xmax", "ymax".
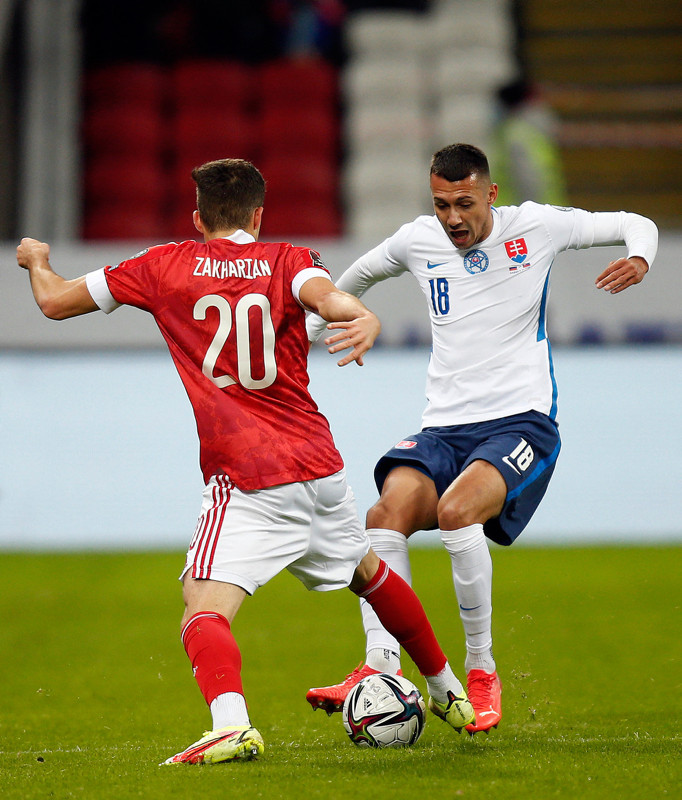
[
  {"xmin": 437, "ymin": 497, "xmax": 481, "ymax": 531},
  {"xmin": 366, "ymin": 499, "xmax": 396, "ymax": 530}
]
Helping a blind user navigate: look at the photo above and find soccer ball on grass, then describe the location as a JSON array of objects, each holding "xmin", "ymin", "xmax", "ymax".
[{"xmin": 342, "ymin": 673, "xmax": 426, "ymax": 748}]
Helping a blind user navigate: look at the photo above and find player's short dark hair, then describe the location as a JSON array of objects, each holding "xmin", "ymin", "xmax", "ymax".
[
  {"xmin": 192, "ymin": 159, "xmax": 266, "ymax": 233},
  {"xmin": 430, "ymin": 144, "xmax": 491, "ymax": 183}
]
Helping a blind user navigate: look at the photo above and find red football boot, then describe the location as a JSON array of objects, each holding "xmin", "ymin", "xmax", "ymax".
[
  {"xmin": 465, "ymin": 669, "xmax": 502, "ymax": 734},
  {"xmin": 306, "ymin": 663, "xmax": 402, "ymax": 714}
]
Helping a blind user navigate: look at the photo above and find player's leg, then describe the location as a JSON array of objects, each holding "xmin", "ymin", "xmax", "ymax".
[
  {"xmin": 163, "ymin": 578, "xmax": 264, "ymax": 764},
  {"xmin": 300, "ymin": 469, "xmax": 471, "ymax": 729},
  {"xmin": 165, "ymin": 477, "xmax": 316, "ymax": 764},
  {"xmin": 439, "ymin": 412, "xmax": 561, "ymax": 734},
  {"xmin": 361, "ymin": 466, "xmax": 439, "ymax": 672},
  {"xmin": 349, "ymin": 550, "xmax": 474, "ymax": 731},
  {"xmin": 305, "ymin": 467, "xmax": 439, "ymax": 711},
  {"xmin": 437, "ymin": 460, "xmax": 504, "ymax": 734},
  {"xmin": 438, "ymin": 459, "xmax": 504, "ymax": 675}
]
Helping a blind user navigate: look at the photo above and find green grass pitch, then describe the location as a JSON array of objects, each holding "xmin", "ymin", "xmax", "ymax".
[{"xmin": 1, "ymin": 545, "xmax": 679, "ymax": 799}]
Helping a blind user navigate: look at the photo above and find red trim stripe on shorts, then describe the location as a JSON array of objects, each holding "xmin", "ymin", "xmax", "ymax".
[{"xmin": 191, "ymin": 475, "xmax": 233, "ymax": 580}]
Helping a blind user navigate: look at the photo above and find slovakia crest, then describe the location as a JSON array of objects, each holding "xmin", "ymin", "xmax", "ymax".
[
  {"xmin": 463, "ymin": 249, "xmax": 489, "ymax": 274},
  {"xmin": 504, "ymin": 238, "xmax": 531, "ymax": 271},
  {"xmin": 395, "ymin": 440, "xmax": 418, "ymax": 450}
]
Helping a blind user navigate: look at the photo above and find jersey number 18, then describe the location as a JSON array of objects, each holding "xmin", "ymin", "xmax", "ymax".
[{"xmin": 429, "ymin": 278, "xmax": 450, "ymax": 316}]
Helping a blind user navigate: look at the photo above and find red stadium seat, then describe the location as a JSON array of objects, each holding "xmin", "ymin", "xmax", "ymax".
[
  {"xmin": 82, "ymin": 204, "xmax": 167, "ymax": 241},
  {"xmin": 84, "ymin": 63, "xmax": 167, "ymax": 110},
  {"xmin": 259, "ymin": 156, "xmax": 338, "ymax": 204},
  {"xmin": 167, "ymin": 208, "xmax": 200, "ymax": 243},
  {"xmin": 259, "ymin": 58, "xmax": 338, "ymax": 110},
  {"xmin": 259, "ymin": 106, "xmax": 338, "ymax": 159},
  {"xmin": 171, "ymin": 108, "xmax": 257, "ymax": 164},
  {"xmin": 171, "ymin": 60, "xmax": 253, "ymax": 110},
  {"xmin": 83, "ymin": 157, "xmax": 167, "ymax": 205},
  {"xmin": 82, "ymin": 105, "xmax": 166, "ymax": 157},
  {"xmin": 261, "ymin": 198, "xmax": 342, "ymax": 238}
]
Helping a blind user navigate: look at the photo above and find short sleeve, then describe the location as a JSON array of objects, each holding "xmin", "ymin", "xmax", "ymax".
[
  {"xmin": 85, "ymin": 268, "xmax": 121, "ymax": 314},
  {"xmin": 291, "ymin": 267, "xmax": 331, "ymax": 307}
]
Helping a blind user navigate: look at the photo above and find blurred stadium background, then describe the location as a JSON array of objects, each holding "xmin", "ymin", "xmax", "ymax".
[{"xmin": 1, "ymin": 0, "xmax": 681, "ymax": 549}]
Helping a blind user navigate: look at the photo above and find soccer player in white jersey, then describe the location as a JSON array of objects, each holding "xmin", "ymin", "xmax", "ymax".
[
  {"xmin": 16, "ymin": 158, "xmax": 475, "ymax": 765},
  {"xmin": 305, "ymin": 143, "xmax": 658, "ymax": 734}
]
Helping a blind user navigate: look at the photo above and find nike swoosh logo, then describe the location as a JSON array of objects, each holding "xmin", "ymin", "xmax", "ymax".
[
  {"xmin": 459, "ymin": 604, "xmax": 481, "ymax": 611},
  {"xmin": 478, "ymin": 710, "xmax": 497, "ymax": 717},
  {"xmin": 427, "ymin": 261, "xmax": 446, "ymax": 269}
]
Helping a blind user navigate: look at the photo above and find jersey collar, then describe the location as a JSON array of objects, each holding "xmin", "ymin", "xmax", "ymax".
[{"xmin": 222, "ymin": 229, "xmax": 256, "ymax": 244}]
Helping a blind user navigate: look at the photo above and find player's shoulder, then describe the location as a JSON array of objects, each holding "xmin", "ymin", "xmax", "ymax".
[
  {"xmin": 111, "ymin": 239, "xmax": 191, "ymax": 271},
  {"xmin": 259, "ymin": 240, "xmax": 332, "ymax": 276},
  {"xmin": 387, "ymin": 214, "xmax": 441, "ymax": 245},
  {"xmin": 495, "ymin": 201, "xmax": 581, "ymax": 232}
]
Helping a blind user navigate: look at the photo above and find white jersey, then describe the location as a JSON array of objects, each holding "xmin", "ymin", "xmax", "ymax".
[{"xmin": 308, "ymin": 202, "xmax": 658, "ymax": 427}]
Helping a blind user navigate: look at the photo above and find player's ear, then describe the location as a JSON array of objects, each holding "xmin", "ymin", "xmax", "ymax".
[
  {"xmin": 488, "ymin": 183, "xmax": 498, "ymax": 205},
  {"xmin": 252, "ymin": 206, "xmax": 264, "ymax": 237},
  {"xmin": 193, "ymin": 210, "xmax": 205, "ymax": 234}
]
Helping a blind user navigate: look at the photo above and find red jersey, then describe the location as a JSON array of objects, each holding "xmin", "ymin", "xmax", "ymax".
[{"xmin": 100, "ymin": 233, "xmax": 344, "ymax": 489}]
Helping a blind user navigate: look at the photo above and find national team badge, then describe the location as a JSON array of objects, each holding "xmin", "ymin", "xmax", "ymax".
[
  {"xmin": 504, "ymin": 238, "xmax": 531, "ymax": 271},
  {"xmin": 395, "ymin": 440, "xmax": 418, "ymax": 449},
  {"xmin": 463, "ymin": 249, "xmax": 489, "ymax": 274}
]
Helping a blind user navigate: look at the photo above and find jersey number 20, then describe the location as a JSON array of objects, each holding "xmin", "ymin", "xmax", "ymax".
[{"xmin": 194, "ymin": 293, "xmax": 277, "ymax": 390}]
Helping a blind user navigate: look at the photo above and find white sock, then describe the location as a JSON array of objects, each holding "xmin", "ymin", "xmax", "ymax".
[
  {"xmin": 366, "ymin": 648, "xmax": 402, "ymax": 674},
  {"xmin": 361, "ymin": 528, "xmax": 411, "ymax": 669},
  {"xmin": 440, "ymin": 524, "xmax": 496, "ymax": 674},
  {"xmin": 210, "ymin": 692, "xmax": 250, "ymax": 729},
  {"xmin": 424, "ymin": 661, "xmax": 464, "ymax": 704}
]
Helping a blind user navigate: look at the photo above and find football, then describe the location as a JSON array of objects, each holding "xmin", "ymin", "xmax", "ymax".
[{"xmin": 342, "ymin": 673, "xmax": 426, "ymax": 748}]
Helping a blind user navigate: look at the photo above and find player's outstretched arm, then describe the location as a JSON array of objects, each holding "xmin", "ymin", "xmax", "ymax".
[
  {"xmin": 16, "ymin": 238, "xmax": 98, "ymax": 319},
  {"xmin": 595, "ymin": 256, "xmax": 649, "ymax": 295},
  {"xmin": 299, "ymin": 276, "xmax": 381, "ymax": 367}
]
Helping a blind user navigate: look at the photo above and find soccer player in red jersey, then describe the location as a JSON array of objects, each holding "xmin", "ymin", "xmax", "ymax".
[{"xmin": 17, "ymin": 158, "xmax": 473, "ymax": 764}]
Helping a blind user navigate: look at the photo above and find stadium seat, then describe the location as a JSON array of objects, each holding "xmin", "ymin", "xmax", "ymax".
[
  {"xmin": 259, "ymin": 58, "xmax": 338, "ymax": 109},
  {"xmin": 261, "ymin": 199, "xmax": 341, "ymax": 238},
  {"xmin": 82, "ymin": 204, "xmax": 167, "ymax": 241},
  {"xmin": 260, "ymin": 156, "xmax": 338, "ymax": 203},
  {"xmin": 434, "ymin": 93, "xmax": 494, "ymax": 150},
  {"xmin": 344, "ymin": 11, "xmax": 428, "ymax": 59},
  {"xmin": 427, "ymin": 0, "xmax": 514, "ymax": 50},
  {"xmin": 435, "ymin": 50, "xmax": 515, "ymax": 96},
  {"xmin": 259, "ymin": 106, "xmax": 338, "ymax": 159},
  {"xmin": 170, "ymin": 60, "xmax": 252, "ymax": 109},
  {"xmin": 343, "ymin": 58, "xmax": 425, "ymax": 106},
  {"xmin": 83, "ymin": 157, "xmax": 167, "ymax": 206},
  {"xmin": 171, "ymin": 107, "xmax": 257, "ymax": 163},
  {"xmin": 82, "ymin": 105, "xmax": 166, "ymax": 158},
  {"xmin": 83, "ymin": 63, "xmax": 167, "ymax": 110}
]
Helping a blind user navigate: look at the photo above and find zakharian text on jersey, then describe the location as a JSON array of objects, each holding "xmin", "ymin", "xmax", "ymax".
[{"xmin": 193, "ymin": 257, "xmax": 272, "ymax": 280}]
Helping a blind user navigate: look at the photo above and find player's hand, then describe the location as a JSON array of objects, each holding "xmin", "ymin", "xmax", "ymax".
[
  {"xmin": 16, "ymin": 238, "xmax": 50, "ymax": 270},
  {"xmin": 595, "ymin": 256, "xmax": 648, "ymax": 294},
  {"xmin": 324, "ymin": 312, "xmax": 381, "ymax": 367}
]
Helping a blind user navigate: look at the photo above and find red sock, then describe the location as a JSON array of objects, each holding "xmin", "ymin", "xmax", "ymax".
[
  {"xmin": 355, "ymin": 560, "xmax": 447, "ymax": 676},
  {"xmin": 181, "ymin": 612, "xmax": 243, "ymax": 705}
]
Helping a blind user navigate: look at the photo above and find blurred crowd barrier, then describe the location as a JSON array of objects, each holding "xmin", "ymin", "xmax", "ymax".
[{"xmin": 3, "ymin": 231, "xmax": 681, "ymax": 348}]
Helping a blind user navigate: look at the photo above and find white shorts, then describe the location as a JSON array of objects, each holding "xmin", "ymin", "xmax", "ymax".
[{"xmin": 181, "ymin": 469, "xmax": 370, "ymax": 594}]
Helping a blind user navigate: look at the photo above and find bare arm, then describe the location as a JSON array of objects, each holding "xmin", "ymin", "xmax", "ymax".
[
  {"xmin": 306, "ymin": 242, "xmax": 406, "ymax": 343},
  {"xmin": 299, "ymin": 276, "xmax": 380, "ymax": 367},
  {"xmin": 16, "ymin": 238, "xmax": 98, "ymax": 319}
]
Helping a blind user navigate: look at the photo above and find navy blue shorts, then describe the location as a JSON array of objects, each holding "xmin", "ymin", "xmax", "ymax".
[{"xmin": 374, "ymin": 411, "xmax": 561, "ymax": 546}]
